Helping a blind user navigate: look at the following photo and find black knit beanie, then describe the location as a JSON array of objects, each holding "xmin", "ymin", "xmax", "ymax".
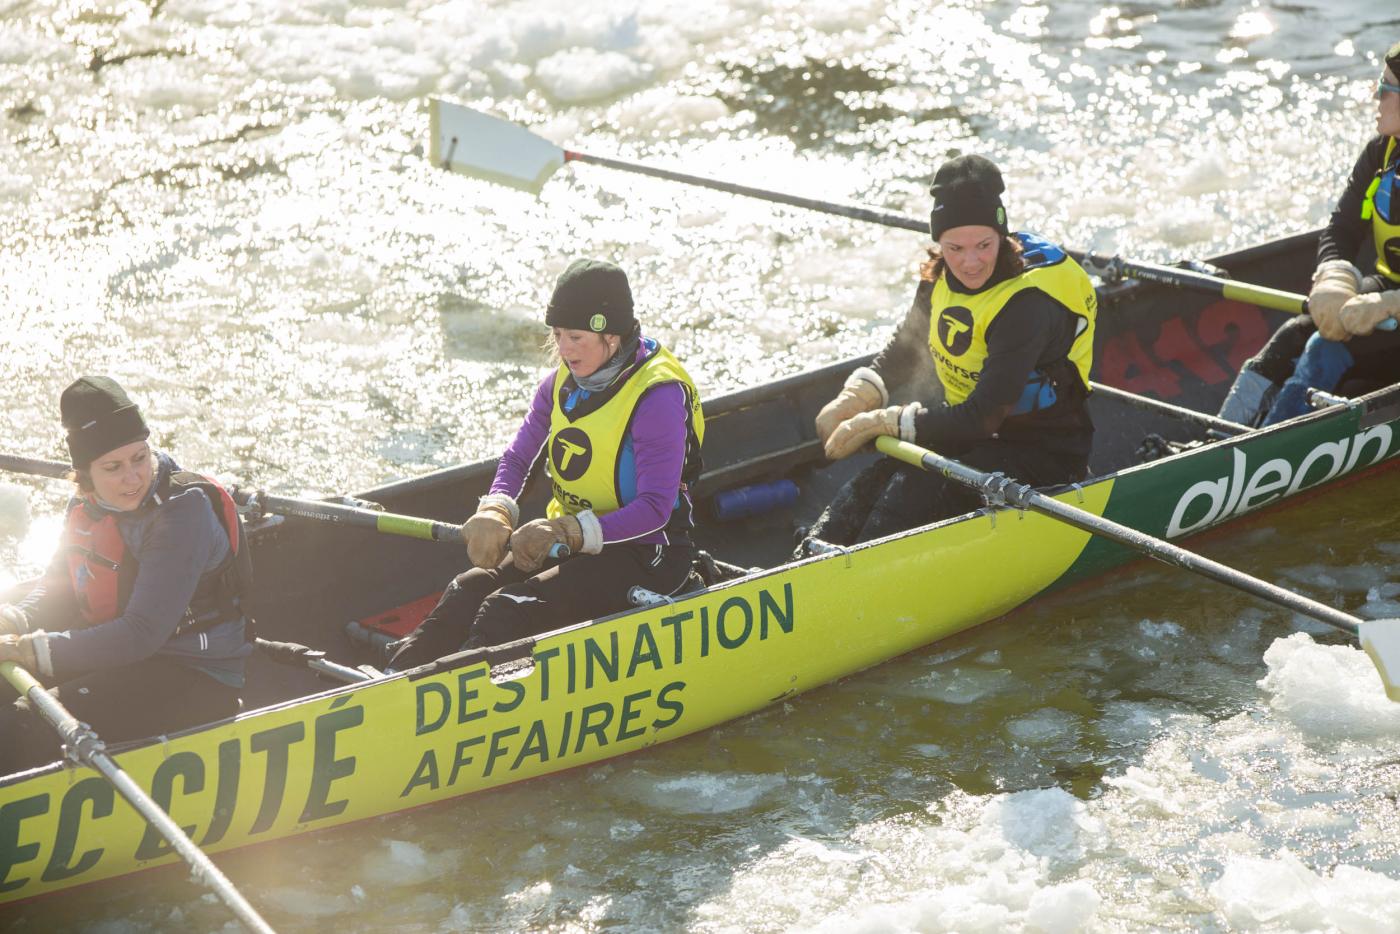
[
  {"xmin": 1387, "ymin": 40, "xmax": 1400, "ymax": 79},
  {"xmin": 545, "ymin": 259, "xmax": 636, "ymax": 335},
  {"xmin": 928, "ymin": 154, "xmax": 1009, "ymax": 240},
  {"xmin": 61, "ymin": 376, "xmax": 150, "ymax": 469}
]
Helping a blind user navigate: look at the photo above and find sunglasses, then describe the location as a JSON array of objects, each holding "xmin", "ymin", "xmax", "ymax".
[{"xmin": 1378, "ymin": 79, "xmax": 1400, "ymax": 99}]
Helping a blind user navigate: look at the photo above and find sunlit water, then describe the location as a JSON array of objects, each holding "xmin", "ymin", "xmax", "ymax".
[{"xmin": 5, "ymin": 0, "xmax": 1400, "ymax": 930}]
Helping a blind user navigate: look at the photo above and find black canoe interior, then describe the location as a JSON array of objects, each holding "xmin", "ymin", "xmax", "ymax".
[{"xmin": 4, "ymin": 232, "xmax": 1328, "ymax": 726}]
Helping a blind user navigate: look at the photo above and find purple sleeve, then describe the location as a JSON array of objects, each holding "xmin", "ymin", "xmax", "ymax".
[
  {"xmin": 597, "ymin": 383, "xmax": 689, "ymax": 544},
  {"xmin": 490, "ymin": 372, "xmax": 556, "ymax": 499}
]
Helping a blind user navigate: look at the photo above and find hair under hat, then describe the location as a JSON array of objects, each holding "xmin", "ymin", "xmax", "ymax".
[
  {"xmin": 928, "ymin": 154, "xmax": 1010, "ymax": 241},
  {"xmin": 61, "ymin": 376, "xmax": 150, "ymax": 469},
  {"xmin": 545, "ymin": 259, "xmax": 637, "ymax": 336}
]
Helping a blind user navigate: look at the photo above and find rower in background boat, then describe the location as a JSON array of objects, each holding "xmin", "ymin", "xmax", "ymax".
[
  {"xmin": 388, "ymin": 260, "xmax": 705, "ymax": 669},
  {"xmin": 1218, "ymin": 40, "xmax": 1400, "ymax": 427},
  {"xmin": 796, "ymin": 155, "xmax": 1097, "ymax": 552},
  {"xmin": 0, "ymin": 377, "xmax": 252, "ymax": 773}
]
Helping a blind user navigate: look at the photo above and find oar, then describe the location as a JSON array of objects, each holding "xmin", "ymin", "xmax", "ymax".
[
  {"xmin": 872, "ymin": 435, "xmax": 1400, "ymax": 699},
  {"xmin": 254, "ymin": 637, "xmax": 377, "ymax": 684},
  {"xmin": 0, "ymin": 453, "xmax": 469, "ymax": 546},
  {"xmin": 0, "ymin": 454, "xmax": 569, "ymax": 558},
  {"xmin": 0, "ymin": 661, "xmax": 277, "ymax": 933},
  {"xmin": 235, "ymin": 489, "xmax": 469, "ymax": 546},
  {"xmin": 430, "ymin": 99, "xmax": 1397, "ymax": 328}
]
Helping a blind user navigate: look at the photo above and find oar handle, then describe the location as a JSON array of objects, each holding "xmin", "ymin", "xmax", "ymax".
[
  {"xmin": 0, "ymin": 661, "xmax": 278, "ymax": 933},
  {"xmin": 238, "ymin": 491, "xmax": 466, "ymax": 545}
]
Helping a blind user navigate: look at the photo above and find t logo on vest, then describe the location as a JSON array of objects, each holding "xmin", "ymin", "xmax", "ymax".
[
  {"xmin": 1385, "ymin": 238, "xmax": 1400, "ymax": 274},
  {"xmin": 551, "ymin": 427, "xmax": 593, "ymax": 480},
  {"xmin": 938, "ymin": 306, "xmax": 975, "ymax": 356}
]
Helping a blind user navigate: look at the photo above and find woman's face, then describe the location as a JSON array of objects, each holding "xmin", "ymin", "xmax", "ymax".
[
  {"xmin": 938, "ymin": 225, "xmax": 1002, "ymax": 290},
  {"xmin": 1379, "ymin": 67, "xmax": 1400, "ymax": 139},
  {"xmin": 553, "ymin": 327, "xmax": 618, "ymax": 378},
  {"xmin": 88, "ymin": 440, "xmax": 154, "ymax": 511}
]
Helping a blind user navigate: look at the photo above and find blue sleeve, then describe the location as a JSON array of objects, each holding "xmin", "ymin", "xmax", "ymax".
[{"xmin": 46, "ymin": 489, "xmax": 227, "ymax": 676}]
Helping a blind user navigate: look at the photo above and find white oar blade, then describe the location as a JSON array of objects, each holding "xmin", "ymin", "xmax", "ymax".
[
  {"xmin": 1359, "ymin": 619, "xmax": 1400, "ymax": 702},
  {"xmin": 428, "ymin": 98, "xmax": 566, "ymax": 195}
]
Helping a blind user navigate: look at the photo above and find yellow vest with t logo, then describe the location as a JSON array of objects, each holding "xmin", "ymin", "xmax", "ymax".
[
  {"xmin": 1363, "ymin": 137, "xmax": 1400, "ymax": 284},
  {"xmin": 546, "ymin": 343, "xmax": 705, "ymax": 519},
  {"xmin": 927, "ymin": 233, "xmax": 1097, "ymax": 406}
]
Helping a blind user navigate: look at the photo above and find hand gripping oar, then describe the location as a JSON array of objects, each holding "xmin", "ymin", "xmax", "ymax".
[
  {"xmin": 872, "ymin": 435, "xmax": 1400, "ymax": 699},
  {"xmin": 0, "ymin": 661, "xmax": 277, "ymax": 933},
  {"xmin": 429, "ymin": 98, "xmax": 1398, "ymax": 329}
]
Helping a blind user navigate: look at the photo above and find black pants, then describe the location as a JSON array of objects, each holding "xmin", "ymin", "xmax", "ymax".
[
  {"xmin": 804, "ymin": 435, "xmax": 1091, "ymax": 547},
  {"xmin": 388, "ymin": 543, "xmax": 696, "ymax": 670},
  {"xmin": 0, "ymin": 656, "xmax": 241, "ymax": 774}
]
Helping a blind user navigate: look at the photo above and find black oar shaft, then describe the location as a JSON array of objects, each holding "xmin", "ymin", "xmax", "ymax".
[
  {"xmin": 0, "ymin": 663, "xmax": 277, "ymax": 933},
  {"xmin": 0, "ymin": 454, "xmax": 69, "ymax": 478},
  {"xmin": 1088, "ymin": 382, "xmax": 1249, "ymax": 435},
  {"xmin": 877, "ymin": 437, "xmax": 1362, "ymax": 638},
  {"xmin": 567, "ymin": 151, "xmax": 928, "ymax": 233},
  {"xmin": 567, "ymin": 149, "xmax": 1312, "ymax": 316},
  {"xmin": 246, "ymin": 492, "xmax": 464, "ymax": 545}
]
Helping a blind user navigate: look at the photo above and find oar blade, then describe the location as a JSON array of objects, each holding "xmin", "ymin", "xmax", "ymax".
[
  {"xmin": 1359, "ymin": 619, "xmax": 1400, "ymax": 701},
  {"xmin": 429, "ymin": 98, "xmax": 566, "ymax": 195}
]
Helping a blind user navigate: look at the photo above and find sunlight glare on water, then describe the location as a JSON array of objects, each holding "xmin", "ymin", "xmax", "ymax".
[{"xmin": 5, "ymin": 0, "xmax": 1400, "ymax": 930}]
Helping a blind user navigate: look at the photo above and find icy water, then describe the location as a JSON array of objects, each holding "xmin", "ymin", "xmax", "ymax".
[{"xmin": 5, "ymin": 0, "xmax": 1400, "ymax": 930}]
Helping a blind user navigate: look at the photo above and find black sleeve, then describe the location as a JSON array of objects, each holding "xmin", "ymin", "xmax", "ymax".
[
  {"xmin": 1318, "ymin": 136, "xmax": 1388, "ymax": 267},
  {"xmin": 870, "ymin": 280, "xmax": 939, "ymax": 401},
  {"xmin": 911, "ymin": 289, "xmax": 1066, "ymax": 446}
]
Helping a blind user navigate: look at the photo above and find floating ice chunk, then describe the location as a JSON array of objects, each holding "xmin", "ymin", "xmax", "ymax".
[
  {"xmin": 639, "ymin": 772, "xmax": 787, "ymax": 813},
  {"xmin": 1027, "ymin": 880, "xmax": 1101, "ymax": 933},
  {"xmin": 914, "ymin": 666, "xmax": 1016, "ymax": 704},
  {"xmin": 535, "ymin": 48, "xmax": 651, "ymax": 103},
  {"xmin": 981, "ymin": 788, "xmax": 1102, "ymax": 866},
  {"xmin": 608, "ymin": 88, "xmax": 728, "ymax": 136},
  {"xmin": 1175, "ymin": 150, "xmax": 1235, "ymax": 196},
  {"xmin": 1006, "ymin": 709, "xmax": 1079, "ymax": 744},
  {"xmin": 1258, "ymin": 633, "xmax": 1400, "ymax": 739},
  {"xmin": 1210, "ymin": 853, "xmax": 1327, "ymax": 929}
]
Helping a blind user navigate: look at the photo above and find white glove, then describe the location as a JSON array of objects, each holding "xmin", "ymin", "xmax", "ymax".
[
  {"xmin": 1339, "ymin": 290, "xmax": 1400, "ymax": 337},
  {"xmin": 815, "ymin": 368, "xmax": 887, "ymax": 444},
  {"xmin": 1308, "ymin": 260, "xmax": 1361, "ymax": 341},
  {"xmin": 0, "ymin": 605, "xmax": 27, "ymax": 638}
]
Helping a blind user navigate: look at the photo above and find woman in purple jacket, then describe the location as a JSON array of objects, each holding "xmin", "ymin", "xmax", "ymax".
[{"xmin": 389, "ymin": 260, "xmax": 705, "ymax": 668}]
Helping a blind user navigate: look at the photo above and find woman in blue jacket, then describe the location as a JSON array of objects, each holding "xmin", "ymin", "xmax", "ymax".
[{"xmin": 0, "ymin": 377, "xmax": 251, "ymax": 772}]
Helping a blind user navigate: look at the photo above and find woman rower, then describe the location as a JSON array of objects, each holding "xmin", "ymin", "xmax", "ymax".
[
  {"xmin": 0, "ymin": 377, "xmax": 252, "ymax": 772},
  {"xmin": 1218, "ymin": 41, "xmax": 1400, "ymax": 426},
  {"xmin": 388, "ymin": 259, "xmax": 704, "ymax": 668},
  {"xmin": 797, "ymin": 154, "xmax": 1097, "ymax": 550}
]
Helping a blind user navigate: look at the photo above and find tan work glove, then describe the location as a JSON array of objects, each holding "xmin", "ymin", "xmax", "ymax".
[
  {"xmin": 463, "ymin": 502, "xmax": 513, "ymax": 568},
  {"xmin": 1339, "ymin": 290, "xmax": 1400, "ymax": 337},
  {"xmin": 0, "ymin": 605, "xmax": 27, "ymax": 638},
  {"xmin": 1308, "ymin": 260, "xmax": 1361, "ymax": 341},
  {"xmin": 509, "ymin": 515, "xmax": 585, "ymax": 573},
  {"xmin": 815, "ymin": 367, "xmax": 888, "ymax": 444},
  {"xmin": 0, "ymin": 634, "xmax": 38, "ymax": 673},
  {"xmin": 824, "ymin": 404, "xmax": 917, "ymax": 461}
]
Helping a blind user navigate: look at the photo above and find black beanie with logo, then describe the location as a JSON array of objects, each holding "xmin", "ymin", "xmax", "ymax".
[
  {"xmin": 1387, "ymin": 40, "xmax": 1400, "ymax": 79},
  {"xmin": 928, "ymin": 154, "xmax": 1009, "ymax": 240},
  {"xmin": 545, "ymin": 259, "xmax": 636, "ymax": 336},
  {"xmin": 61, "ymin": 376, "xmax": 150, "ymax": 469}
]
